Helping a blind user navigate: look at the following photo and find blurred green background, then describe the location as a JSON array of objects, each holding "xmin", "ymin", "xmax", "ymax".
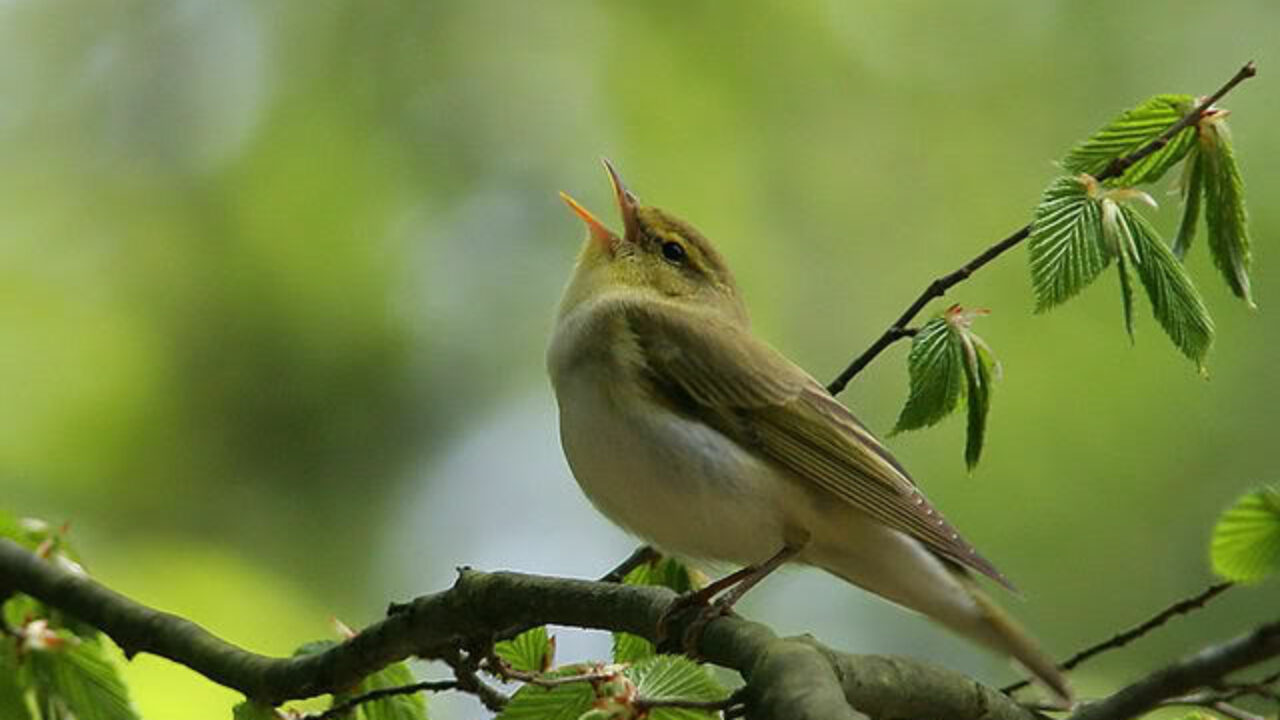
[{"xmin": 2, "ymin": 2, "xmax": 1276, "ymax": 718}]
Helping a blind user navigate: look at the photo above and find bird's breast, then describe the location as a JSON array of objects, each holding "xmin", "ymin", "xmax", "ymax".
[{"xmin": 550, "ymin": 349, "xmax": 800, "ymax": 566}]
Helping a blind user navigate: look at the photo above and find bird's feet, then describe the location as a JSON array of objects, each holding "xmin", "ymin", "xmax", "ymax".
[{"xmin": 655, "ymin": 590, "xmax": 740, "ymax": 659}]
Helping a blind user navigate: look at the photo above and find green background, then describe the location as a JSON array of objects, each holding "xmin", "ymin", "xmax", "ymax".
[{"xmin": 2, "ymin": 2, "xmax": 1276, "ymax": 718}]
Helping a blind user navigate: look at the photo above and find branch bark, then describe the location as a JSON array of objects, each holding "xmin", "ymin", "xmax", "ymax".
[
  {"xmin": 4, "ymin": 538, "xmax": 1278, "ymax": 720},
  {"xmin": 0, "ymin": 538, "xmax": 1039, "ymax": 719}
]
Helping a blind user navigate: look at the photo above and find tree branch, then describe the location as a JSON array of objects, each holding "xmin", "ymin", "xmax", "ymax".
[
  {"xmin": 4, "ymin": 537, "xmax": 1277, "ymax": 720},
  {"xmin": 0, "ymin": 538, "xmax": 1039, "ymax": 720},
  {"xmin": 825, "ymin": 60, "xmax": 1257, "ymax": 396},
  {"xmin": 1067, "ymin": 619, "xmax": 1280, "ymax": 720}
]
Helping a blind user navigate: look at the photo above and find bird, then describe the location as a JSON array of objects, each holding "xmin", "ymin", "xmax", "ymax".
[{"xmin": 546, "ymin": 159, "xmax": 1071, "ymax": 704}]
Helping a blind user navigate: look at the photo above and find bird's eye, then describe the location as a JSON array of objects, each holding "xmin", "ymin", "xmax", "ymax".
[{"xmin": 661, "ymin": 241, "xmax": 687, "ymax": 264}]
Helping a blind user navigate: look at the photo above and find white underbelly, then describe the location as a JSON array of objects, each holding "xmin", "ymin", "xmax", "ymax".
[{"xmin": 554, "ymin": 369, "xmax": 801, "ymax": 566}]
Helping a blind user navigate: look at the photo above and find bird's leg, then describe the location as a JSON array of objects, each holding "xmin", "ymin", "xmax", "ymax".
[{"xmin": 655, "ymin": 542, "xmax": 804, "ymax": 655}]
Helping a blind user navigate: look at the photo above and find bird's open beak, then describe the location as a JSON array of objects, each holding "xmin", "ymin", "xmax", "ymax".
[
  {"xmin": 559, "ymin": 158, "xmax": 641, "ymax": 255},
  {"xmin": 601, "ymin": 157, "xmax": 640, "ymax": 244},
  {"xmin": 559, "ymin": 191, "xmax": 617, "ymax": 253}
]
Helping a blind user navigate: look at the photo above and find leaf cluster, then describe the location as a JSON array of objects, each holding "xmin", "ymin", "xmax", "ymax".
[
  {"xmin": 0, "ymin": 511, "xmax": 140, "ymax": 720},
  {"xmin": 896, "ymin": 81, "xmax": 1255, "ymax": 468}
]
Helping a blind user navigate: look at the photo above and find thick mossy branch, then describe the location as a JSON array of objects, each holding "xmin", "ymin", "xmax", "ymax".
[{"xmin": 2, "ymin": 538, "xmax": 1277, "ymax": 720}]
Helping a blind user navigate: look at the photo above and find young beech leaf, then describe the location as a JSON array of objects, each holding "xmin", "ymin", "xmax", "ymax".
[
  {"xmin": 1062, "ymin": 94, "xmax": 1197, "ymax": 186},
  {"xmin": 1029, "ymin": 176, "xmax": 1110, "ymax": 310},
  {"xmin": 895, "ymin": 309, "xmax": 999, "ymax": 469},
  {"xmin": 333, "ymin": 660, "xmax": 427, "ymax": 720},
  {"xmin": 613, "ymin": 558, "xmax": 702, "ymax": 664},
  {"xmin": 1211, "ymin": 487, "xmax": 1280, "ymax": 583},
  {"xmin": 27, "ymin": 638, "xmax": 140, "ymax": 720},
  {"xmin": 963, "ymin": 338, "xmax": 996, "ymax": 470},
  {"xmin": 0, "ymin": 641, "xmax": 33, "ymax": 720},
  {"xmin": 893, "ymin": 317, "xmax": 964, "ymax": 433},
  {"xmin": 1118, "ymin": 205, "xmax": 1214, "ymax": 367},
  {"xmin": 625, "ymin": 655, "xmax": 728, "ymax": 720},
  {"xmin": 1199, "ymin": 116, "xmax": 1255, "ymax": 306},
  {"xmin": 496, "ymin": 626, "xmax": 555, "ymax": 675},
  {"xmin": 1173, "ymin": 149, "xmax": 1203, "ymax": 258}
]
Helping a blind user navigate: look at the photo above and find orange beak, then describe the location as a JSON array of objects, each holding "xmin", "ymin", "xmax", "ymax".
[
  {"xmin": 601, "ymin": 157, "xmax": 640, "ymax": 244},
  {"xmin": 559, "ymin": 158, "xmax": 642, "ymax": 253},
  {"xmin": 558, "ymin": 191, "xmax": 617, "ymax": 253}
]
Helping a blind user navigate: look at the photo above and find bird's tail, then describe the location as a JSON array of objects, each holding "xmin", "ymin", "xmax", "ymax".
[{"xmin": 945, "ymin": 570, "xmax": 1072, "ymax": 707}]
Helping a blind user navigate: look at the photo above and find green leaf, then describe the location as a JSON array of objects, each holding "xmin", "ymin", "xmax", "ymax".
[
  {"xmin": 962, "ymin": 338, "xmax": 996, "ymax": 470},
  {"xmin": 27, "ymin": 639, "xmax": 140, "ymax": 720},
  {"xmin": 612, "ymin": 558, "xmax": 699, "ymax": 664},
  {"xmin": 892, "ymin": 317, "xmax": 964, "ymax": 433},
  {"xmin": 621, "ymin": 557, "xmax": 697, "ymax": 594},
  {"xmin": 1028, "ymin": 175, "xmax": 1111, "ymax": 310},
  {"xmin": 1062, "ymin": 94, "xmax": 1197, "ymax": 185},
  {"xmin": 232, "ymin": 700, "xmax": 279, "ymax": 720},
  {"xmin": 1199, "ymin": 117, "xmax": 1254, "ymax": 306},
  {"xmin": 292, "ymin": 639, "xmax": 338, "ymax": 657},
  {"xmin": 496, "ymin": 626, "xmax": 555, "ymax": 674},
  {"xmin": 626, "ymin": 655, "xmax": 728, "ymax": 720},
  {"xmin": 1118, "ymin": 205, "xmax": 1214, "ymax": 366},
  {"xmin": 1173, "ymin": 148, "xmax": 1203, "ymax": 258},
  {"xmin": 351, "ymin": 661, "xmax": 428, "ymax": 720},
  {"xmin": 1211, "ymin": 487, "xmax": 1280, "ymax": 583},
  {"xmin": 0, "ymin": 641, "xmax": 34, "ymax": 720},
  {"xmin": 611, "ymin": 633, "xmax": 654, "ymax": 665},
  {"xmin": 494, "ymin": 677, "xmax": 594, "ymax": 720},
  {"xmin": 1102, "ymin": 198, "xmax": 1139, "ymax": 341}
]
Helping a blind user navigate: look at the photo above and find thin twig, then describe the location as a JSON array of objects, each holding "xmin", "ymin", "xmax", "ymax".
[
  {"xmin": 486, "ymin": 653, "xmax": 623, "ymax": 689},
  {"xmin": 826, "ymin": 60, "xmax": 1258, "ymax": 396},
  {"xmin": 1219, "ymin": 668, "xmax": 1280, "ymax": 702},
  {"xmin": 309, "ymin": 680, "xmax": 458, "ymax": 720},
  {"xmin": 1161, "ymin": 696, "xmax": 1265, "ymax": 720},
  {"xmin": 1065, "ymin": 619, "xmax": 1280, "ymax": 720},
  {"xmin": 600, "ymin": 545, "xmax": 661, "ymax": 583},
  {"xmin": 443, "ymin": 647, "xmax": 510, "ymax": 712},
  {"xmin": 1004, "ymin": 582, "xmax": 1234, "ymax": 694}
]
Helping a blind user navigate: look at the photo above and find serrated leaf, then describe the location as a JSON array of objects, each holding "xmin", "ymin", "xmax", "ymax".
[
  {"xmin": 1119, "ymin": 205, "xmax": 1214, "ymax": 366},
  {"xmin": 27, "ymin": 639, "xmax": 140, "ymax": 720},
  {"xmin": 612, "ymin": 558, "xmax": 699, "ymax": 664},
  {"xmin": 611, "ymin": 633, "xmax": 654, "ymax": 665},
  {"xmin": 494, "ymin": 681, "xmax": 593, "ymax": 720},
  {"xmin": 496, "ymin": 627, "xmax": 554, "ymax": 675},
  {"xmin": 1211, "ymin": 487, "xmax": 1280, "ymax": 583},
  {"xmin": 1029, "ymin": 176, "xmax": 1111, "ymax": 310},
  {"xmin": 892, "ymin": 318, "xmax": 964, "ymax": 433},
  {"xmin": 1116, "ymin": 242, "xmax": 1137, "ymax": 341},
  {"xmin": 621, "ymin": 557, "xmax": 697, "ymax": 594},
  {"xmin": 233, "ymin": 700, "xmax": 279, "ymax": 720},
  {"xmin": 1199, "ymin": 117, "xmax": 1254, "ymax": 306},
  {"xmin": 962, "ymin": 339, "xmax": 996, "ymax": 470},
  {"xmin": 351, "ymin": 661, "xmax": 428, "ymax": 720},
  {"xmin": 1062, "ymin": 94, "xmax": 1197, "ymax": 185},
  {"xmin": 1173, "ymin": 148, "xmax": 1203, "ymax": 258},
  {"xmin": 0, "ymin": 641, "xmax": 34, "ymax": 720},
  {"xmin": 627, "ymin": 655, "xmax": 728, "ymax": 720},
  {"xmin": 1101, "ymin": 197, "xmax": 1139, "ymax": 341}
]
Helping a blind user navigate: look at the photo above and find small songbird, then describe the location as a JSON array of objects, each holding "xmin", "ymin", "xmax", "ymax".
[{"xmin": 547, "ymin": 160, "xmax": 1071, "ymax": 703}]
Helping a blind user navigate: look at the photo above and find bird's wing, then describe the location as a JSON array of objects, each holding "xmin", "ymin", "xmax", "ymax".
[{"xmin": 622, "ymin": 302, "xmax": 1013, "ymax": 589}]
